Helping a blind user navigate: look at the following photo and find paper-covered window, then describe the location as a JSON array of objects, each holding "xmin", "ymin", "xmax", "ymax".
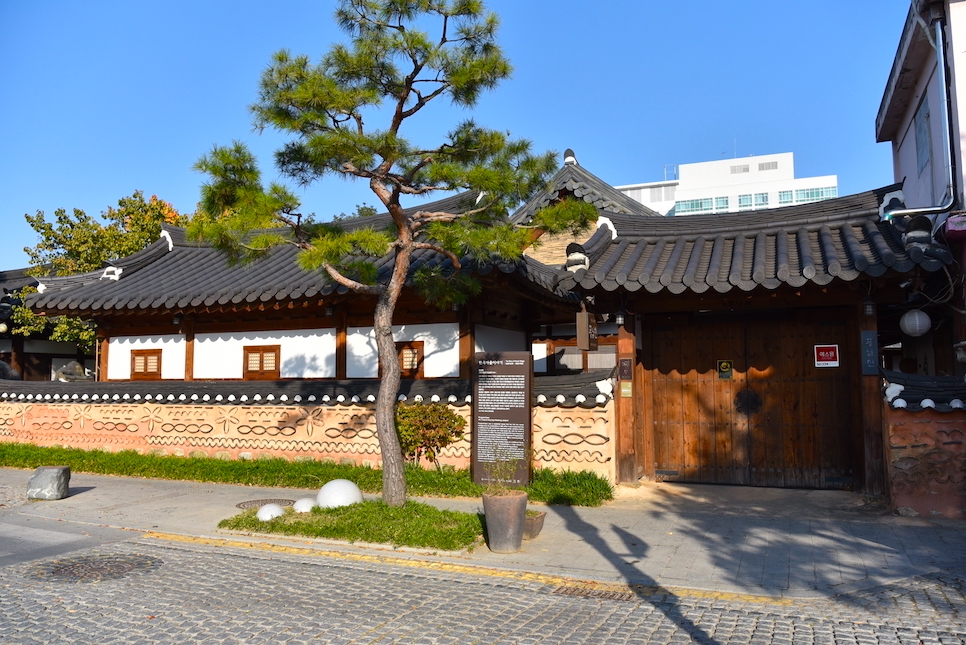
[
  {"xmin": 244, "ymin": 345, "xmax": 281, "ymax": 380},
  {"xmin": 131, "ymin": 349, "xmax": 162, "ymax": 381}
]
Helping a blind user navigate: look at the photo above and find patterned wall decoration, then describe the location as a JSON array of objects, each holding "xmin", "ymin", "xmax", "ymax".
[
  {"xmin": 532, "ymin": 405, "xmax": 615, "ymax": 483},
  {"xmin": 0, "ymin": 401, "xmax": 617, "ymax": 481},
  {"xmin": 886, "ymin": 408, "xmax": 966, "ymax": 519}
]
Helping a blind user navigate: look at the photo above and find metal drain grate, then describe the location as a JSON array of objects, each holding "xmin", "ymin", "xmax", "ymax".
[
  {"xmin": 553, "ymin": 585, "xmax": 637, "ymax": 602},
  {"xmin": 236, "ymin": 498, "xmax": 295, "ymax": 509},
  {"xmin": 26, "ymin": 555, "xmax": 163, "ymax": 583}
]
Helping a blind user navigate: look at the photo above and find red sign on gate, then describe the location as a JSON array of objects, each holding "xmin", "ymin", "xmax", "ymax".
[{"xmin": 814, "ymin": 344, "xmax": 840, "ymax": 367}]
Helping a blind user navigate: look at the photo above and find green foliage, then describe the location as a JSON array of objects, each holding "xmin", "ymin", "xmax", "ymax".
[
  {"xmin": 219, "ymin": 500, "xmax": 483, "ymax": 550},
  {"xmin": 21, "ymin": 191, "xmax": 185, "ymax": 276},
  {"xmin": 0, "ymin": 442, "xmax": 614, "ymax": 506},
  {"xmin": 15, "ymin": 191, "xmax": 187, "ymax": 352},
  {"xmin": 480, "ymin": 447, "xmax": 526, "ymax": 496},
  {"xmin": 411, "ymin": 268, "xmax": 481, "ymax": 310},
  {"xmin": 530, "ymin": 198, "xmax": 599, "ymax": 237},
  {"xmin": 395, "ymin": 402, "xmax": 466, "ymax": 466},
  {"xmin": 11, "ymin": 287, "xmax": 96, "ymax": 351},
  {"xmin": 0, "ymin": 442, "xmax": 383, "ymax": 491},
  {"xmin": 402, "ymin": 462, "xmax": 481, "ymax": 497},
  {"xmin": 527, "ymin": 468, "xmax": 614, "ymax": 507}
]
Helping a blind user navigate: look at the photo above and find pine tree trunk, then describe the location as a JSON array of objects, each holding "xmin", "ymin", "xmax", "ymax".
[{"xmin": 373, "ymin": 247, "xmax": 410, "ymax": 507}]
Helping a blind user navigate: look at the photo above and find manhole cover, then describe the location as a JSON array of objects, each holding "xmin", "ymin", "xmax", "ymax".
[
  {"xmin": 236, "ymin": 498, "xmax": 295, "ymax": 509},
  {"xmin": 26, "ymin": 555, "xmax": 163, "ymax": 583},
  {"xmin": 552, "ymin": 585, "xmax": 637, "ymax": 602}
]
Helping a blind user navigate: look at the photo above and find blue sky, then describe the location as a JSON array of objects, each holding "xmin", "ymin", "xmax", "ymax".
[{"xmin": 0, "ymin": 1, "xmax": 910, "ymax": 271}]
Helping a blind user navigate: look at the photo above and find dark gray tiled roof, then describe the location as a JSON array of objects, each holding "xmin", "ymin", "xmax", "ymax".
[
  {"xmin": 511, "ymin": 159, "xmax": 660, "ymax": 225},
  {"xmin": 0, "ymin": 371, "xmax": 613, "ymax": 408},
  {"xmin": 882, "ymin": 369, "xmax": 966, "ymax": 413},
  {"xmin": 559, "ymin": 185, "xmax": 953, "ymax": 294},
  {"xmin": 0, "ymin": 268, "xmax": 39, "ymax": 294},
  {"xmin": 30, "ymin": 214, "xmax": 574, "ymax": 316}
]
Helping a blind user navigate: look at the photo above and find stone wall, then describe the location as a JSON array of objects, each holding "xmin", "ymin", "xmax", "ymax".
[
  {"xmin": 0, "ymin": 400, "xmax": 617, "ymax": 482},
  {"xmin": 885, "ymin": 407, "xmax": 966, "ymax": 519}
]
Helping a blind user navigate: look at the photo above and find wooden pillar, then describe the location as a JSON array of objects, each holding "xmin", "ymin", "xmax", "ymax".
[
  {"xmin": 335, "ymin": 311, "xmax": 347, "ymax": 380},
  {"xmin": 183, "ymin": 318, "xmax": 195, "ymax": 381},
  {"xmin": 9, "ymin": 336, "xmax": 24, "ymax": 376},
  {"xmin": 97, "ymin": 333, "xmax": 109, "ymax": 382},
  {"xmin": 632, "ymin": 315, "xmax": 647, "ymax": 479},
  {"xmin": 616, "ymin": 317, "xmax": 638, "ymax": 483},
  {"xmin": 858, "ymin": 301, "xmax": 886, "ymax": 497}
]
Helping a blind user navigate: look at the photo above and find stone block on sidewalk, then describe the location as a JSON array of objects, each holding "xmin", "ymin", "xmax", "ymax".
[{"xmin": 27, "ymin": 466, "xmax": 71, "ymax": 500}]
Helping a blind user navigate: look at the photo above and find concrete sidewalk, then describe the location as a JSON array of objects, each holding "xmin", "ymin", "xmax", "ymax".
[{"xmin": 2, "ymin": 467, "xmax": 964, "ymax": 599}]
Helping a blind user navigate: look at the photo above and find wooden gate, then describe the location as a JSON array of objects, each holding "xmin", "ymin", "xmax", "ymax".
[{"xmin": 646, "ymin": 311, "xmax": 856, "ymax": 489}]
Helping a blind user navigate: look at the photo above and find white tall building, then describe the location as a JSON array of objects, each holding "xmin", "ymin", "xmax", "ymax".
[{"xmin": 615, "ymin": 152, "xmax": 838, "ymax": 216}]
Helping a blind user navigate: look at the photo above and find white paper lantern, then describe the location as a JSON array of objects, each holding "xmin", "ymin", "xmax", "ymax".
[{"xmin": 899, "ymin": 309, "xmax": 931, "ymax": 337}]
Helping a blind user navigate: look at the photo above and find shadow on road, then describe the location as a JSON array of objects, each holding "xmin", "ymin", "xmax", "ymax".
[{"xmin": 551, "ymin": 504, "xmax": 719, "ymax": 645}]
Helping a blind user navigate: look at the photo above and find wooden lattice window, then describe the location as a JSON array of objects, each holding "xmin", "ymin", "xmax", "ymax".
[
  {"xmin": 131, "ymin": 349, "xmax": 162, "ymax": 381},
  {"xmin": 396, "ymin": 341, "xmax": 424, "ymax": 379},
  {"xmin": 244, "ymin": 345, "xmax": 281, "ymax": 380}
]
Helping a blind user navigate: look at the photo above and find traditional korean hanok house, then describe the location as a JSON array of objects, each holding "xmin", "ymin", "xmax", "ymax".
[
  {"xmin": 0, "ymin": 195, "xmax": 619, "ymax": 482},
  {"xmin": 539, "ymin": 183, "xmax": 956, "ymax": 497}
]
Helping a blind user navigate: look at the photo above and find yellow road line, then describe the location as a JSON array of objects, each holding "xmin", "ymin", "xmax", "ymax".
[{"xmin": 140, "ymin": 531, "xmax": 795, "ymax": 606}]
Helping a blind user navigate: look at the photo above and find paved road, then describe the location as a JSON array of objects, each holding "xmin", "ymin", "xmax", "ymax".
[{"xmin": 2, "ymin": 534, "xmax": 965, "ymax": 644}]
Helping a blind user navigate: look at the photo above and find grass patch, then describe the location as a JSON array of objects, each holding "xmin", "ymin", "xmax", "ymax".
[
  {"xmin": 528, "ymin": 469, "xmax": 614, "ymax": 507},
  {"xmin": 219, "ymin": 500, "xmax": 483, "ymax": 551},
  {"xmin": 0, "ymin": 442, "xmax": 613, "ymax": 506}
]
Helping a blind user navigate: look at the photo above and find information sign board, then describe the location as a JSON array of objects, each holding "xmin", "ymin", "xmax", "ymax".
[{"xmin": 472, "ymin": 352, "xmax": 532, "ymax": 486}]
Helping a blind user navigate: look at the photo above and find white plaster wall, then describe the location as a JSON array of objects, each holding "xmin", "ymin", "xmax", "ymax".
[
  {"xmin": 532, "ymin": 342, "xmax": 549, "ymax": 373},
  {"xmin": 893, "ymin": 58, "xmax": 944, "ymax": 208},
  {"xmin": 950, "ymin": 2, "xmax": 966, "ymax": 207},
  {"xmin": 193, "ymin": 329, "xmax": 336, "ymax": 379},
  {"xmin": 474, "ymin": 325, "xmax": 525, "ymax": 353},
  {"xmin": 347, "ymin": 323, "xmax": 460, "ymax": 378},
  {"xmin": 108, "ymin": 335, "xmax": 186, "ymax": 380}
]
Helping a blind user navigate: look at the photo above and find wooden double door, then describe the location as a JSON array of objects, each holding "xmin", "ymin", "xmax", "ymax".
[{"xmin": 645, "ymin": 311, "xmax": 857, "ymax": 489}]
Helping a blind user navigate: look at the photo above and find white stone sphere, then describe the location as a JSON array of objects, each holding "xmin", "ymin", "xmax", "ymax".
[
  {"xmin": 256, "ymin": 503, "xmax": 285, "ymax": 521},
  {"xmin": 293, "ymin": 498, "xmax": 317, "ymax": 513},
  {"xmin": 316, "ymin": 479, "xmax": 364, "ymax": 508}
]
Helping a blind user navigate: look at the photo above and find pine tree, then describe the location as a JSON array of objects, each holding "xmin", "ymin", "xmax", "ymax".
[{"xmin": 190, "ymin": 0, "xmax": 595, "ymax": 506}]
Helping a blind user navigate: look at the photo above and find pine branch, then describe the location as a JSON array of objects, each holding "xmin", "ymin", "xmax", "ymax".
[{"xmin": 411, "ymin": 241, "xmax": 462, "ymax": 272}]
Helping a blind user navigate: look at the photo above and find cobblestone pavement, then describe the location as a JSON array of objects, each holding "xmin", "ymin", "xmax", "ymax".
[{"xmin": 2, "ymin": 536, "xmax": 965, "ymax": 644}]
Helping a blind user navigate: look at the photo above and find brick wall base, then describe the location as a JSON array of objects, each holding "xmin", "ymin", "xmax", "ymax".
[{"xmin": 885, "ymin": 408, "xmax": 966, "ymax": 519}]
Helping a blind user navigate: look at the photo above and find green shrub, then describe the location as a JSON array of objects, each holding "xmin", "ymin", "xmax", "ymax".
[
  {"xmin": 527, "ymin": 468, "xmax": 614, "ymax": 507},
  {"xmin": 395, "ymin": 402, "xmax": 465, "ymax": 467}
]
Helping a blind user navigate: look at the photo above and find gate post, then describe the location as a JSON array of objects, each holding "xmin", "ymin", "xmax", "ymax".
[
  {"xmin": 616, "ymin": 316, "xmax": 638, "ymax": 483},
  {"xmin": 858, "ymin": 301, "xmax": 886, "ymax": 497}
]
